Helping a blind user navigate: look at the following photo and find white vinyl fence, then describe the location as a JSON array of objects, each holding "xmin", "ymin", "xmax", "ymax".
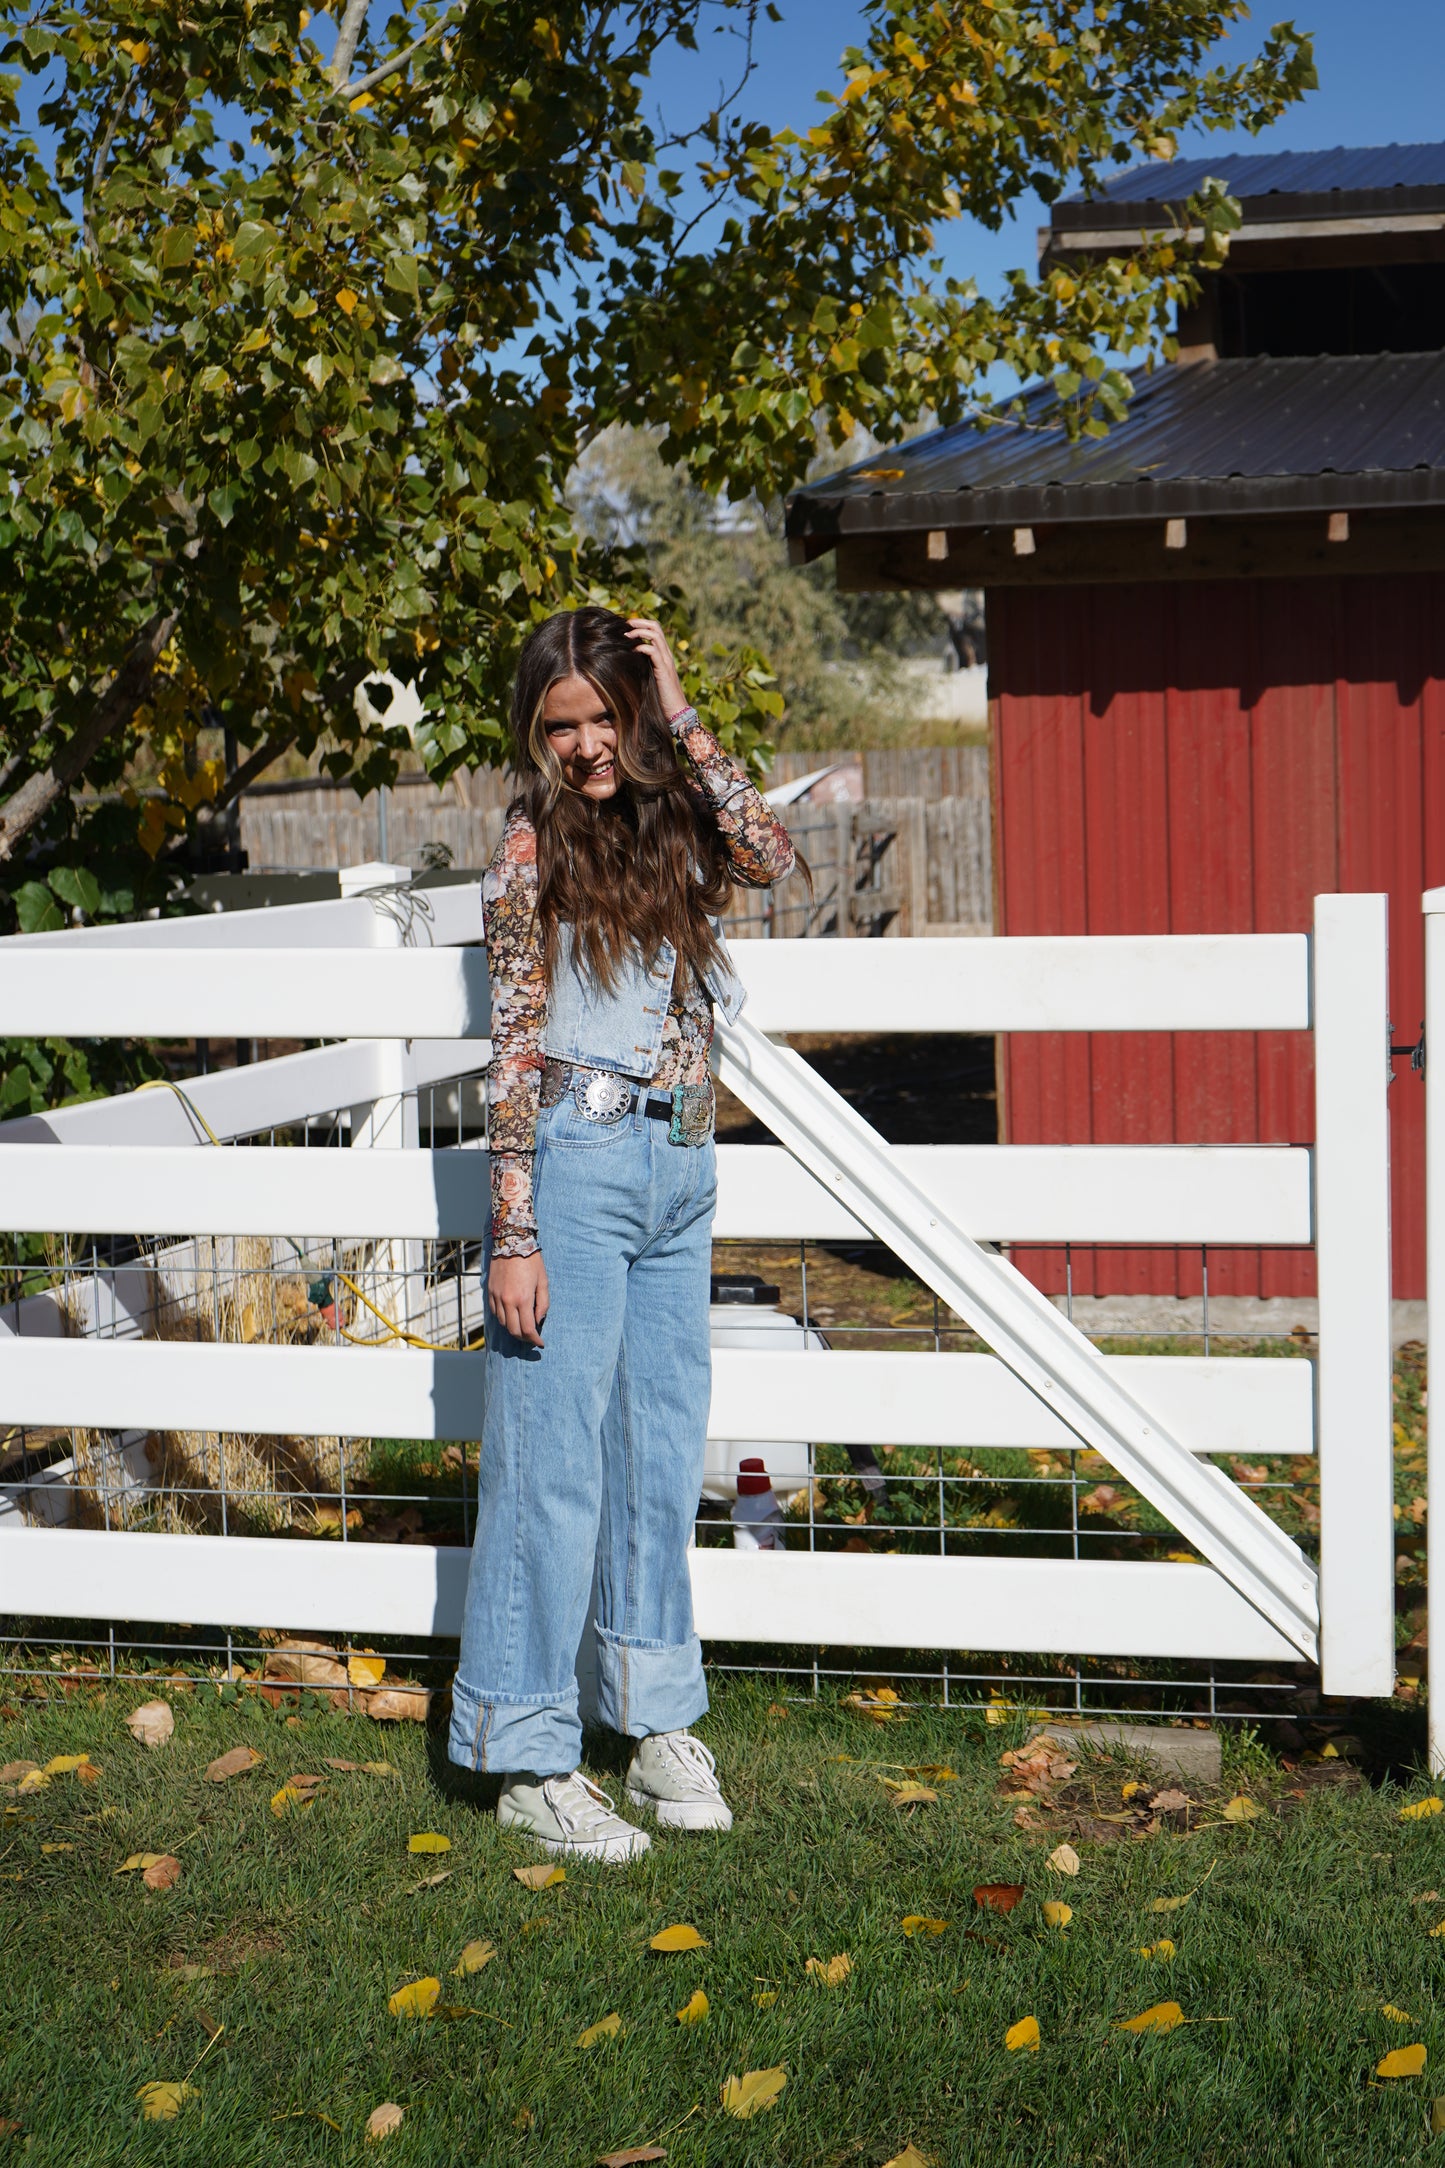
[{"xmin": 0, "ymin": 870, "xmax": 1397, "ymax": 1702}]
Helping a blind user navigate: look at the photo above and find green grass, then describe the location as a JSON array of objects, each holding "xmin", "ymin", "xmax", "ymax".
[{"xmin": 5, "ymin": 1682, "xmax": 1445, "ymax": 2165}]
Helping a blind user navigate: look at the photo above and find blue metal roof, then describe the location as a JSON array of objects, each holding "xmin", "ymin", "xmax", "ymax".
[
  {"xmin": 785, "ymin": 354, "xmax": 1445, "ymax": 534},
  {"xmin": 1064, "ymin": 142, "xmax": 1445, "ymax": 209}
]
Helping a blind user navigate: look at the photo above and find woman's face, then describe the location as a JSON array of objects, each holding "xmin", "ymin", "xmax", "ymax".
[{"xmin": 543, "ymin": 673, "xmax": 620, "ymax": 801}]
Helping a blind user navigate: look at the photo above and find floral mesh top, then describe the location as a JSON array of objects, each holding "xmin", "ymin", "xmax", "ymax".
[{"xmin": 485, "ymin": 707, "xmax": 796, "ymax": 1257}]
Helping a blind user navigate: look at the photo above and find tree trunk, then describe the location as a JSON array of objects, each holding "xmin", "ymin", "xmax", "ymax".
[{"xmin": 0, "ymin": 606, "xmax": 182, "ymax": 866}]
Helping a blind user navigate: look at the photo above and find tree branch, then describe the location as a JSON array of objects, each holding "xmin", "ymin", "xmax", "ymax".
[
  {"xmin": 0, "ymin": 606, "xmax": 183, "ymax": 866},
  {"xmin": 342, "ymin": 3, "xmax": 461, "ymax": 99},
  {"xmin": 328, "ymin": 0, "xmax": 373, "ymax": 88},
  {"xmin": 196, "ymin": 728, "xmax": 298, "ymax": 820}
]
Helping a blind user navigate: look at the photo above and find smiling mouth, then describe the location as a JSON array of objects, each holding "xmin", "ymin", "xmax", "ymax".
[{"xmin": 581, "ymin": 760, "xmax": 615, "ymax": 782}]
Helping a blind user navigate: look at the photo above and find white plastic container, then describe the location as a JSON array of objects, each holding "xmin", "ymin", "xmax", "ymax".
[
  {"xmin": 704, "ymin": 1274, "xmax": 827, "ymax": 1504},
  {"xmin": 730, "ymin": 1458, "xmax": 786, "ymax": 1550}
]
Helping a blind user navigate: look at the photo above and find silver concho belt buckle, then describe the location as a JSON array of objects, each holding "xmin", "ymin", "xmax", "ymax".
[
  {"xmin": 668, "ymin": 1081, "xmax": 714, "ymax": 1147},
  {"xmin": 571, "ymin": 1070, "xmax": 632, "ymax": 1124}
]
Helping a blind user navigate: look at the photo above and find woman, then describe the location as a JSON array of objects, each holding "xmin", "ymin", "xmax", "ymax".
[{"xmin": 449, "ymin": 607, "xmax": 797, "ymax": 1862}]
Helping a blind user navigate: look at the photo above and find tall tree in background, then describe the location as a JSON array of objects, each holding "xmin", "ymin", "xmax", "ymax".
[{"xmin": 0, "ymin": 0, "xmax": 1314, "ymax": 929}]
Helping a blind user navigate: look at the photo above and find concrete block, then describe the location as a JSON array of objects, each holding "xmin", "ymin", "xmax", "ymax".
[{"xmin": 1028, "ymin": 1720, "xmax": 1222, "ymax": 1787}]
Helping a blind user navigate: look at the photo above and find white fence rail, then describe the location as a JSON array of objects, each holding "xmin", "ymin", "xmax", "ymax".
[{"xmin": 0, "ymin": 867, "xmax": 1397, "ymax": 1699}]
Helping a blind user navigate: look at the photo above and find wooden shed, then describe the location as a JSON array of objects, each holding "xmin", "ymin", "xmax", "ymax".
[{"xmin": 785, "ymin": 142, "xmax": 1445, "ymax": 1300}]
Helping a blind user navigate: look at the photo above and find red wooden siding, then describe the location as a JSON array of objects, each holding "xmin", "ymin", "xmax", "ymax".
[{"xmin": 990, "ymin": 572, "xmax": 1445, "ymax": 1299}]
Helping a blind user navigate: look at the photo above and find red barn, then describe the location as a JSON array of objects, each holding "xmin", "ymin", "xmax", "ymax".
[{"xmin": 786, "ymin": 142, "xmax": 1445, "ymax": 1300}]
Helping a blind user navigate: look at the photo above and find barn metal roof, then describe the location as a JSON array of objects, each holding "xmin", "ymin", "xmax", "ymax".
[
  {"xmin": 1074, "ymin": 142, "xmax": 1445, "ymax": 206},
  {"xmin": 785, "ymin": 354, "xmax": 1445, "ymax": 537}
]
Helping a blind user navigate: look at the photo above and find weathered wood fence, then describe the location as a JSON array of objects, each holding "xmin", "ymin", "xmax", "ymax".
[{"xmin": 236, "ymin": 746, "xmax": 994, "ymax": 937}]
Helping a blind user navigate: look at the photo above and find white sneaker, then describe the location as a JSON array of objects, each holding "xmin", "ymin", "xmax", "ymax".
[
  {"xmin": 625, "ymin": 1731, "xmax": 734, "ymax": 1832},
  {"xmin": 497, "ymin": 1771, "xmax": 651, "ymax": 1863}
]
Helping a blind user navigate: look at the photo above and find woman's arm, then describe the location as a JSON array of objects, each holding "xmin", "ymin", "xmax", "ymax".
[
  {"xmin": 626, "ymin": 616, "xmax": 796, "ymax": 890},
  {"xmin": 483, "ymin": 811, "xmax": 550, "ymax": 1344}
]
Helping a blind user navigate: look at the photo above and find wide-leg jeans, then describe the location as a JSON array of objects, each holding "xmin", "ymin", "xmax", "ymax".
[{"xmin": 448, "ymin": 1091, "xmax": 716, "ymax": 1777}]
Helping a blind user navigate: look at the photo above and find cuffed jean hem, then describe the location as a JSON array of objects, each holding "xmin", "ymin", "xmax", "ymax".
[
  {"xmin": 594, "ymin": 1625, "xmax": 708, "ymax": 1740},
  {"xmin": 447, "ymin": 1675, "xmax": 582, "ymax": 1778}
]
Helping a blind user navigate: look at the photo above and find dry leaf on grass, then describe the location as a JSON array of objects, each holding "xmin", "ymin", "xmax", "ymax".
[
  {"xmin": 577, "ymin": 2013, "xmax": 623, "ymax": 2048},
  {"xmin": 1222, "ymin": 1796, "xmax": 1261, "ymax": 1824},
  {"xmin": 324, "ymin": 1759, "xmax": 398, "ymax": 1778},
  {"xmin": 1151, "ymin": 1789, "xmax": 1191, "ymax": 1815},
  {"xmin": 126, "ymin": 1701, "xmax": 174, "ymax": 1749},
  {"xmin": 514, "ymin": 1864, "xmax": 565, "ymax": 1891},
  {"xmin": 1046, "ymin": 1843, "xmax": 1081, "ymax": 1876},
  {"xmin": 271, "ymin": 1776, "xmax": 324, "ymax": 1818},
  {"xmin": 676, "ymin": 1989, "xmax": 709, "ymax": 2025},
  {"xmin": 753, "ymin": 1990, "xmax": 778, "ymax": 2007},
  {"xmin": 1042, "ymin": 1902, "xmax": 1073, "ymax": 1930},
  {"xmin": 0, "ymin": 1761, "xmax": 38, "ymax": 1788},
  {"xmin": 886, "ymin": 1782, "xmax": 938, "ymax": 1809},
  {"xmin": 649, "ymin": 1923, "xmax": 707, "ymax": 1953},
  {"xmin": 1117, "ymin": 2001, "xmax": 1185, "ymax": 2034},
  {"xmin": 411, "ymin": 1870, "xmax": 452, "ymax": 1892},
  {"xmin": 453, "ymin": 1940, "xmax": 496, "ymax": 1977},
  {"xmin": 408, "ymin": 1834, "xmax": 451, "ymax": 1855},
  {"xmin": 1383, "ymin": 2003, "xmax": 1414, "ymax": 2023},
  {"xmin": 42, "ymin": 1754, "xmax": 91, "ymax": 1775},
  {"xmin": 1377, "ymin": 2044, "xmax": 1427, "ymax": 2079},
  {"xmin": 348, "ymin": 1655, "xmax": 388, "ymax": 1690},
  {"xmin": 1150, "ymin": 1893, "xmax": 1194, "ymax": 1914},
  {"xmin": 974, "ymin": 1884, "xmax": 1024, "ymax": 1914},
  {"xmin": 806, "ymin": 1954, "xmax": 852, "ymax": 1987},
  {"xmin": 388, "ymin": 1978, "xmax": 440, "ymax": 2019},
  {"xmin": 364, "ymin": 1683, "xmax": 431, "ymax": 1724},
  {"xmin": 596, "ymin": 2149, "xmax": 666, "ymax": 2166},
  {"xmin": 365, "ymin": 2103, "xmax": 405, "ymax": 2142},
  {"xmin": 14, "ymin": 1768, "xmax": 49, "ymax": 1793},
  {"xmin": 40, "ymin": 1842, "xmax": 73, "ymax": 1854},
  {"xmin": 881, "ymin": 2149, "xmax": 932, "ymax": 2168},
  {"xmin": 1005, "ymin": 2015, "xmax": 1040, "ymax": 2052},
  {"xmin": 1139, "ymin": 1939, "xmax": 1176, "ymax": 1961},
  {"xmin": 115, "ymin": 1852, "xmax": 175, "ymax": 1878},
  {"xmin": 1400, "ymin": 1797, "xmax": 1443, "ymax": 1821},
  {"xmin": 901, "ymin": 1915, "xmax": 948, "ymax": 1937},
  {"xmin": 137, "ymin": 2082, "xmax": 197, "ymax": 2121},
  {"xmin": 205, "ymin": 1745, "xmax": 263, "ymax": 1784},
  {"xmin": 142, "ymin": 1855, "xmax": 183, "ymax": 1892},
  {"xmin": 720, "ymin": 2068, "xmax": 786, "ymax": 2119},
  {"xmin": 841, "ymin": 1687, "xmax": 904, "ymax": 1723}
]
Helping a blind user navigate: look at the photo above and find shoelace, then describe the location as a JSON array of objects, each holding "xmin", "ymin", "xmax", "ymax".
[
  {"xmin": 655, "ymin": 1732, "xmax": 721, "ymax": 1794},
  {"xmin": 545, "ymin": 1773, "xmax": 622, "ymax": 1836}
]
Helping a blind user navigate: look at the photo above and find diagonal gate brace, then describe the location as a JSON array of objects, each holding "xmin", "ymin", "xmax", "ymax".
[{"xmin": 714, "ymin": 1015, "xmax": 1319, "ymax": 1662}]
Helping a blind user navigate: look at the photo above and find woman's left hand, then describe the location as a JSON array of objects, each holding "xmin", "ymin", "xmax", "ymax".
[{"xmin": 626, "ymin": 616, "xmax": 688, "ymax": 722}]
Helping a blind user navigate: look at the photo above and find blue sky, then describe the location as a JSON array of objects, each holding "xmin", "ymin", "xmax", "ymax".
[{"xmin": 645, "ymin": 0, "xmax": 1445, "ymax": 302}]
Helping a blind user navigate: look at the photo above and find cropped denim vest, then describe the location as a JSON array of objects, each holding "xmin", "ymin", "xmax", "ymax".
[{"xmin": 541, "ymin": 922, "xmax": 747, "ymax": 1081}]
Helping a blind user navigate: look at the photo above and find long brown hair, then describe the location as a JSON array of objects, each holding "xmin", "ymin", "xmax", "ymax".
[{"xmin": 509, "ymin": 608, "xmax": 732, "ymax": 991}]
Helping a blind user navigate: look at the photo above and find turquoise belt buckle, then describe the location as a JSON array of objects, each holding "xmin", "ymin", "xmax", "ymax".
[{"xmin": 668, "ymin": 1081, "xmax": 714, "ymax": 1147}]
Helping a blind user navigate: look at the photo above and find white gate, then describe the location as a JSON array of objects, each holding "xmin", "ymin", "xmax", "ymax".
[{"xmin": 0, "ymin": 877, "xmax": 1395, "ymax": 1698}]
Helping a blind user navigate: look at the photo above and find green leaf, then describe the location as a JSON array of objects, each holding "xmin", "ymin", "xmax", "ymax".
[
  {"xmin": 46, "ymin": 866, "xmax": 100, "ymax": 914},
  {"xmin": 14, "ymin": 882, "xmax": 63, "ymax": 933},
  {"xmin": 384, "ymin": 254, "xmax": 420, "ymax": 300},
  {"xmin": 159, "ymin": 225, "xmax": 196, "ymax": 269}
]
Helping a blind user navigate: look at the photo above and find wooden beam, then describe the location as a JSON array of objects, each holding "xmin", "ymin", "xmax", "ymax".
[{"xmin": 833, "ymin": 509, "xmax": 1445, "ymax": 591}]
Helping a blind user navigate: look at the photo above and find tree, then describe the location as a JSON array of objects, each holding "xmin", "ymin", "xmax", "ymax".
[{"xmin": 0, "ymin": 0, "xmax": 1314, "ymax": 922}]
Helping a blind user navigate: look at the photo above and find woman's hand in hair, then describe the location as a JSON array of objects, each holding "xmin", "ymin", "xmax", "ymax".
[
  {"xmin": 488, "ymin": 1251, "xmax": 550, "ymax": 1348},
  {"xmin": 626, "ymin": 617, "xmax": 687, "ymax": 722}
]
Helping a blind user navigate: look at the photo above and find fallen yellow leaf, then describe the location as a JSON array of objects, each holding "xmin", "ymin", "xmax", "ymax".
[
  {"xmin": 1377, "ymin": 2044, "xmax": 1427, "ymax": 2079},
  {"xmin": 649, "ymin": 1923, "xmax": 708, "ymax": 1952},
  {"xmin": 514, "ymin": 1863, "xmax": 564, "ymax": 1890},
  {"xmin": 1383, "ymin": 2003, "xmax": 1414, "ymax": 2023},
  {"xmin": 366, "ymin": 2102, "xmax": 404, "ymax": 2142},
  {"xmin": 40, "ymin": 1842, "xmax": 73, "ymax": 1854},
  {"xmin": 596, "ymin": 2150, "xmax": 667, "ymax": 2167},
  {"xmin": 114, "ymin": 1853, "xmax": 171, "ymax": 1875},
  {"xmin": 1222, "ymin": 1795, "xmax": 1261, "ymax": 1823},
  {"xmin": 1046, "ymin": 1843, "xmax": 1080, "ymax": 1876},
  {"xmin": 1005, "ymin": 2015, "xmax": 1040, "ymax": 2052},
  {"xmin": 1042, "ymin": 1901, "xmax": 1072, "ymax": 1930},
  {"xmin": 676, "ymin": 1989, "xmax": 709, "ymax": 2025},
  {"xmin": 408, "ymin": 1833, "xmax": 452, "ymax": 1855},
  {"xmin": 1430, "ymin": 1921, "xmax": 1445, "ymax": 1939},
  {"xmin": 1121, "ymin": 1781, "xmax": 1145, "ymax": 1802},
  {"xmin": 126, "ymin": 1700, "xmax": 175, "ymax": 1749},
  {"xmin": 453, "ymin": 1940, "xmax": 496, "ymax": 1977},
  {"xmin": 137, "ymin": 2081, "xmax": 197, "ymax": 2121},
  {"xmin": 1150, "ymin": 1893, "xmax": 1193, "ymax": 1913},
  {"xmin": 42, "ymin": 1754, "xmax": 92, "ymax": 1775},
  {"xmin": 1400, "ymin": 1797, "xmax": 1444, "ymax": 1821},
  {"xmin": 577, "ymin": 2012, "xmax": 623, "ymax": 2048},
  {"xmin": 1139, "ymin": 1939, "xmax": 1175, "ymax": 1961},
  {"xmin": 348, "ymin": 1654, "xmax": 387, "ymax": 1689},
  {"xmin": 882, "ymin": 2150, "xmax": 933, "ymax": 2168},
  {"xmin": 388, "ymin": 1977, "xmax": 441, "ymax": 2019},
  {"xmin": 806, "ymin": 1953, "xmax": 853, "ymax": 1987},
  {"xmin": 720, "ymin": 2067, "xmax": 786, "ymax": 2119},
  {"xmin": 887, "ymin": 1782, "xmax": 938, "ymax": 1809},
  {"xmin": 901, "ymin": 1915, "xmax": 948, "ymax": 1937},
  {"xmin": 271, "ymin": 1783, "xmax": 320, "ymax": 1818},
  {"xmin": 15, "ymin": 1770, "xmax": 48, "ymax": 1793},
  {"xmin": 753, "ymin": 1990, "xmax": 778, "ymax": 2007},
  {"xmin": 1117, "ymin": 2001, "xmax": 1185, "ymax": 2035}
]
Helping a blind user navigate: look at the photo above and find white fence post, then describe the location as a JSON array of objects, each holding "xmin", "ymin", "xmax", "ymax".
[
  {"xmin": 1313, "ymin": 892, "xmax": 1395, "ymax": 1697},
  {"xmin": 340, "ymin": 864, "xmax": 424, "ymax": 1335},
  {"xmin": 1426, "ymin": 888, "xmax": 1445, "ymax": 1770}
]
